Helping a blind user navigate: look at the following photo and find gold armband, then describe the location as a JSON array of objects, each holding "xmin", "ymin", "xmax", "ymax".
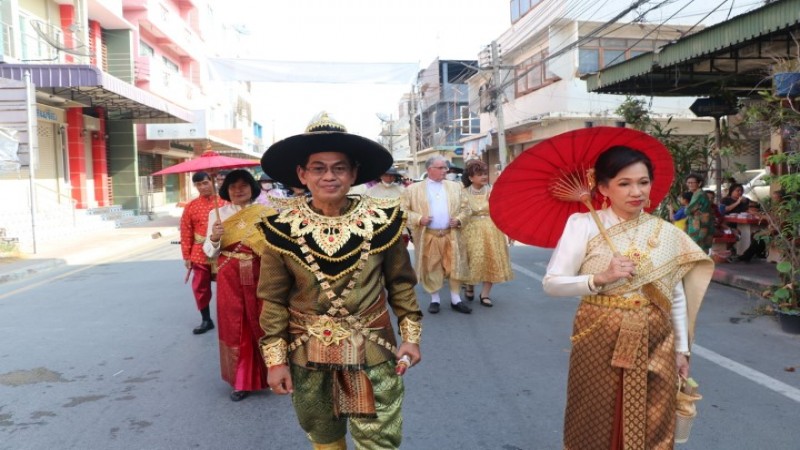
[
  {"xmin": 261, "ymin": 339, "xmax": 289, "ymax": 367},
  {"xmin": 399, "ymin": 317, "xmax": 422, "ymax": 344}
]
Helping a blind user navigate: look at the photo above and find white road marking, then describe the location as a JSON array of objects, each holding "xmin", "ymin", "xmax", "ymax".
[
  {"xmin": 692, "ymin": 345, "xmax": 800, "ymax": 403},
  {"xmin": 512, "ymin": 262, "xmax": 543, "ymax": 281},
  {"xmin": 514, "ymin": 263, "xmax": 800, "ymax": 404}
]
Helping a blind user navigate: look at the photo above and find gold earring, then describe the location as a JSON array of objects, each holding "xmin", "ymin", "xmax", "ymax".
[
  {"xmin": 602, "ymin": 195, "xmax": 609, "ymax": 210},
  {"xmin": 645, "ymin": 198, "xmax": 651, "ymax": 208}
]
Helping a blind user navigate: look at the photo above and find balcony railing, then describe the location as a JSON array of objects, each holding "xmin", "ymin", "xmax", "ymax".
[
  {"xmin": 14, "ymin": 19, "xmax": 91, "ymax": 64},
  {"xmin": 135, "ymin": 55, "xmax": 200, "ymax": 106}
]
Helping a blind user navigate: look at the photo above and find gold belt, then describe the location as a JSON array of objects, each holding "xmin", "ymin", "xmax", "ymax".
[
  {"xmin": 425, "ymin": 228, "xmax": 450, "ymax": 236},
  {"xmin": 581, "ymin": 294, "xmax": 650, "ymax": 310},
  {"xmin": 287, "ymin": 307, "xmax": 392, "ymax": 352},
  {"xmin": 220, "ymin": 251, "xmax": 253, "ymax": 260}
]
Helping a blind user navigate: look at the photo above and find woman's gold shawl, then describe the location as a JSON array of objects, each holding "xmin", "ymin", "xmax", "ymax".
[
  {"xmin": 581, "ymin": 214, "xmax": 714, "ymax": 345},
  {"xmin": 219, "ymin": 203, "xmax": 276, "ymax": 256}
]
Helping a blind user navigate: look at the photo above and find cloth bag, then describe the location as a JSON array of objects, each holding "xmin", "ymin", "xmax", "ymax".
[{"xmin": 675, "ymin": 377, "xmax": 702, "ymax": 444}]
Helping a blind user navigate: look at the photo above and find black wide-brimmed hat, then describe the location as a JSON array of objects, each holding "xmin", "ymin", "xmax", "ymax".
[{"xmin": 261, "ymin": 112, "xmax": 393, "ymax": 187}]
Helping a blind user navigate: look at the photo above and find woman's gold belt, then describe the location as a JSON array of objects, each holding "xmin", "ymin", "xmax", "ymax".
[
  {"xmin": 581, "ymin": 294, "xmax": 649, "ymax": 310},
  {"xmin": 220, "ymin": 251, "xmax": 253, "ymax": 260}
]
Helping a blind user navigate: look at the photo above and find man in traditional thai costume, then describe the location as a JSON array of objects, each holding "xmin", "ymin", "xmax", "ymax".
[
  {"xmin": 257, "ymin": 113, "xmax": 422, "ymax": 450},
  {"xmin": 368, "ymin": 167, "xmax": 410, "ymax": 247},
  {"xmin": 367, "ymin": 167, "xmax": 405, "ymax": 199},
  {"xmin": 180, "ymin": 171, "xmax": 222, "ymax": 334},
  {"xmin": 256, "ymin": 172, "xmax": 287, "ymax": 209},
  {"xmin": 401, "ymin": 155, "xmax": 471, "ymax": 314}
]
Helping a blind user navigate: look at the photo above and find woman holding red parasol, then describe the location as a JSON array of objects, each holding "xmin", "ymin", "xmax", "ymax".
[{"xmin": 491, "ymin": 128, "xmax": 714, "ymax": 449}]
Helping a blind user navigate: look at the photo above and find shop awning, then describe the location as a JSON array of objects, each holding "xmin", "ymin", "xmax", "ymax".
[
  {"xmin": 584, "ymin": 0, "xmax": 800, "ymax": 96},
  {"xmin": 0, "ymin": 64, "xmax": 193, "ymax": 122}
]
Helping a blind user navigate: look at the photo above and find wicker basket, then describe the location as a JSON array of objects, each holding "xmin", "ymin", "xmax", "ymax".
[{"xmin": 674, "ymin": 412, "xmax": 696, "ymax": 444}]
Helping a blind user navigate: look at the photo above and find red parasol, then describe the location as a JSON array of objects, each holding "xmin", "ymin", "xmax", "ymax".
[
  {"xmin": 489, "ymin": 127, "xmax": 673, "ymax": 248},
  {"xmin": 152, "ymin": 149, "xmax": 260, "ymax": 176},
  {"xmin": 152, "ymin": 147, "xmax": 260, "ymax": 282}
]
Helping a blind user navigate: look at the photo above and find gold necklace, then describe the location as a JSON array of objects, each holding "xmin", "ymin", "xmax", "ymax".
[
  {"xmin": 276, "ymin": 197, "xmax": 390, "ymax": 256},
  {"xmin": 469, "ymin": 185, "xmax": 487, "ymax": 195},
  {"xmin": 614, "ymin": 212, "xmax": 647, "ymax": 271}
]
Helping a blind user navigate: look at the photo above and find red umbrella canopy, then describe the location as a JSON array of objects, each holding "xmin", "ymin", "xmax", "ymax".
[
  {"xmin": 152, "ymin": 150, "xmax": 260, "ymax": 176},
  {"xmin": 489, "ymin": 127, "xmax": 674, "ymax": 248}
]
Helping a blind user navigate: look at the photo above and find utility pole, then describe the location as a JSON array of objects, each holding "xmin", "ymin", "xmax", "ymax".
[{"xmin": 491, "ymin": 40, "xmax": 508, "ymax": 171}]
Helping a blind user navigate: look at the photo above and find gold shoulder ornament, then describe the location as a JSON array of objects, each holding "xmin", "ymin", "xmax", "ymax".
[{"xmin": 275, "ymin": 197, "xmax": 391, "ymax": 256}]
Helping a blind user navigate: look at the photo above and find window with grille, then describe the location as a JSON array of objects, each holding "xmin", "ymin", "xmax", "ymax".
[
  {"xmin": 578, "ymin": 38, "xmax": 670, "ymax": 74},
  {"xmin": 514, "ymin": 49, "xmax": 557, "ymax": 97}
]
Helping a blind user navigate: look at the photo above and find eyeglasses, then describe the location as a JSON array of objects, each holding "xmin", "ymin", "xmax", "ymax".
[{"xmin": 303, "ymin": 164, "xmax": 352, "ymax": 176}]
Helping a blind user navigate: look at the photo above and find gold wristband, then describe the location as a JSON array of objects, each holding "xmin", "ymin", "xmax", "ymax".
[
  {"xmin": 677, "ymin": 350, "xmax": 691, "ymax": 357},
  {"xmin": 399, "ymin": 317, "xmax": 422, "ymax": 344},
  {"xmin": 261, "ymin": 339, "xmax": 289, "ymax": 367}
]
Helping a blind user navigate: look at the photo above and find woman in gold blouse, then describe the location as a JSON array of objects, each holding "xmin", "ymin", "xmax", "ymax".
[{"xmin": 461, "ymin": 160, "xmax": 513, "ymax": 306}]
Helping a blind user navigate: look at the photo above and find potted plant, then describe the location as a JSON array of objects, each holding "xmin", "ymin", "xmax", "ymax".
[
  {"xmin": 738, "ymin": 90, "xmax": 800, "ymax": 333},
  {"xmin": 769, "ymin": 33, "xmax": 800, "ymax": 97},
  {"xmin": 757, "ymin": 175, "xmax": 800, "ymax": 333}
]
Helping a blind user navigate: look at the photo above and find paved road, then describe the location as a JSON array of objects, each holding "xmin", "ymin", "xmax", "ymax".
[{"xmin": 1, "ymin": 243, "xmax": 798, "ymax": 449}]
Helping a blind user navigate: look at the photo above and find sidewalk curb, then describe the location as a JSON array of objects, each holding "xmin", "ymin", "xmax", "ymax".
[
  {"xmin": 0, "ymin": 226, "xmax": 179, "ymax": 286},
  {"xmin": 0, "ymin": 259, "xmax": 66, "ymax": 284},
  {"xmin": 711, "ymin": 267, "xmax": 775, "ymax": 294}
]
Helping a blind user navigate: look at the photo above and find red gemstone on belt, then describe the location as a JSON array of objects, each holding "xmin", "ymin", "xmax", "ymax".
[{"xmin": 323, "ymin": 329, "xmax": 332, "ymax": 336}]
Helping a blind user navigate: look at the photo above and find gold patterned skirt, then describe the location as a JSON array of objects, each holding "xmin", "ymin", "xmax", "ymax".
[
  {"xmin": 462, "ymin": 217, "xmax": 513, "ymax": 284},
  {"xmin": 564, "ymin": 299, "xmax": 677, "ymax": 450}
]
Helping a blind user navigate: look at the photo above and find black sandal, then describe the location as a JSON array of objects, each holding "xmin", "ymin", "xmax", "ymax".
[
  {"xmin": 479, "ymin": 296, "xmax": 493, "ymax": 307},
  {"xmin": 464, "ymin": 285, "xmax": 475, "ymax": 301}
]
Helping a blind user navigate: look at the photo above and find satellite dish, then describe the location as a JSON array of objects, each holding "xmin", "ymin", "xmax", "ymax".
[{"xmin": 30, "ymin": 19, "xmax": 92, "ymax": 57}]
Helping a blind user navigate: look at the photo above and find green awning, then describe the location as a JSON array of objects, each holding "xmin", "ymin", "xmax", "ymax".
[{"xmin": 585, "ymin": 0, "xmax": 800, "ymax": 96}]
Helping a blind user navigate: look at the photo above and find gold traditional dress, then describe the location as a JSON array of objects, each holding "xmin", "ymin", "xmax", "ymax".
[
  {"xmin": 461, "ymin": 185, "xmax": 513, "ymax": 284},
  {"xmin": 543, "ymin": 209, "xmax": 713, "ymax": 450},
  {"xmin": 257, "ymin": 195, "xmax": 422, "ymax": 449}
]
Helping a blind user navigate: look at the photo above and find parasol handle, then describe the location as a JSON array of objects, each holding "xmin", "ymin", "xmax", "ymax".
[
  {"xmin": 580, "ymin": 197, "xmax": 620, "ymax": 255},
  {"xmin": 210, "ymin": 172, "xmax": 222, "ymax": 224}
]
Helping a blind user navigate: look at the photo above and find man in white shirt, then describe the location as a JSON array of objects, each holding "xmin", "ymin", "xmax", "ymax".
[{"xmin": 401, "ymin": 156, "xmax": 471, "ymax": 314}]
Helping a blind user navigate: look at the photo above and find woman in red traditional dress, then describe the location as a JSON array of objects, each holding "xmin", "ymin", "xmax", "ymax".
[{"xmin": 204, "ymin": 169, "xmax": 275, "ymax": 401}]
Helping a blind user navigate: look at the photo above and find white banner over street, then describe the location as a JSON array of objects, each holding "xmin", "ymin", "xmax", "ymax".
[{"xmin": 208, "ymin": 59, "xmax": 418, "ymax": 84}]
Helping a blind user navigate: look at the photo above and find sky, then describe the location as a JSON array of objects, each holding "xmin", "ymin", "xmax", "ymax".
[{"xmin": 220, "ymin": 0, "xmax": 511, "ymax": 142}]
